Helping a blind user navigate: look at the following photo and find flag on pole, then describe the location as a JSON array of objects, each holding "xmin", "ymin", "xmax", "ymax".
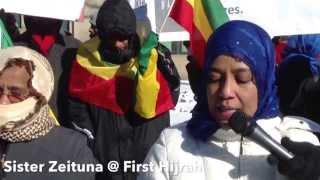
[
  {"xmin": 170, "ymin": 0, "xmax": 229, "ymax": 68},
  {"xmin": 0, "ymin": 18, "xmax": 13, "ymax": 49}
]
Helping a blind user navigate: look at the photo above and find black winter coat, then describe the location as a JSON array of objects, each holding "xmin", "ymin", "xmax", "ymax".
[{"xmin": 0, "ymin": 127, "xmax": 97, "ymax": 180}]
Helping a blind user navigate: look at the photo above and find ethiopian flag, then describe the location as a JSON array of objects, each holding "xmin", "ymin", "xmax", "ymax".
[
  {"xmin": 170, "ymin": 0, "xmax": 229, "ymax": 68},
  {"xmin": 69, "ymin": 32, "xmax": 175, "ymax": 119}
]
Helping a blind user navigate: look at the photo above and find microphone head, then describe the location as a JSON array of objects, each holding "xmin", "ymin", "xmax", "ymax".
[{"xmin": 229, "ymin": 111, "xmax": 251, "ymax": 135}]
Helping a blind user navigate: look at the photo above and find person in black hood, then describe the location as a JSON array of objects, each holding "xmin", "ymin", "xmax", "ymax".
[
  {"xmin": 67, "ymin": 0, "xmax": 180, "ymax": 180},
  {"xmin": 96, "ymin": 0, "xmax": 140, "ymax": 65}
]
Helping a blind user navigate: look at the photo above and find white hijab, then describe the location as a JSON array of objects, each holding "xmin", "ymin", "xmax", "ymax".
[{"xmin": 0, "ymin": 46, "xmax": 54, "ymax": 129}]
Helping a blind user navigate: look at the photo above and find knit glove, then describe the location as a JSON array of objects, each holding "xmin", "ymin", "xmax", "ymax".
[{"xmin": 278, "ymin": 137, "xmax": 320, "ymax": 180}]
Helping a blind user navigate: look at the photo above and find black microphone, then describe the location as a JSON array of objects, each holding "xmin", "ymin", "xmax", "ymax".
[{"xmin": 229, "ymin": 111, "xmax": 294, "ymax": 160}]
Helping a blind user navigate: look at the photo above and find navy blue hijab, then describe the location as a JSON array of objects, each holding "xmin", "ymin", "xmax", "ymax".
[
  {"xmin": 278, "ymin": 34, "xmax": 320, "ymax": 114},
  {"xmin": 281, "ymin": 34, "xmax": 320, "ymax": 75},
  {"xmin": 187, "ymin": 20, "xmax": 279, "ymax": 141}
]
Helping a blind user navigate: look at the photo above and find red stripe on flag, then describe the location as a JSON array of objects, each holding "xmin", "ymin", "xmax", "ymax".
[
  {"xmin": 170, "ymin": 0, "xmax": 207, "ymax": 69},
  {"xmin": 155, "ymin": 70, "xmax": 175, "ymax": 115},
  {"xmin": 191, "ymin": 24, "xmax": 207, "ymax": 69},
  {"xmin": 170, "ymin": 0, "xmax": 193, "ymax": 32},
  {"xmin": 69, "ymin": 61, "xmax": 134, "ymax": 114}
]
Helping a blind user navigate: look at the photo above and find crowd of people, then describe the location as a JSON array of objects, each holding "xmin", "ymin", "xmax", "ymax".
[{"xmin": 1, "ymin": 0, "xmax": 320, "ymax": 180}]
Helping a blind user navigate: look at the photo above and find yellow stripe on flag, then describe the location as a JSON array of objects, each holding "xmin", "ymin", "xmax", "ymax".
[
  {"xmin": 76, "ymin": 37, "xmax": 137, "ymax": 80},
  {"xmin": 49, "ymin": 108, "xmax": 60, "ymax": 125},
  {"xmin": 186, "ymin": 0, "xmax": 194, "ymax": 7},
  {"xmin": 194, "ymin": 1, "xmax": 213, "ymax": 41},
  {"xmin": 134, "ymin": 48, "xmax": 160, "ymax": 119}
]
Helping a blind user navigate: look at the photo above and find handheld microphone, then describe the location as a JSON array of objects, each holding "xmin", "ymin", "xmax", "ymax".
[{"xmin": 229, "ymin": 111, "xmax": 294, "ymax": 160}]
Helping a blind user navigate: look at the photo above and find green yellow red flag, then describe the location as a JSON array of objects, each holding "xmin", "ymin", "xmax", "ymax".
[
  {"xmin": 69, "ymin": 34, "xmax": 175, "ymax": 119},
  {"xmin": 170, "ymin": 0, "xmax": 229, "ymax": 68}
]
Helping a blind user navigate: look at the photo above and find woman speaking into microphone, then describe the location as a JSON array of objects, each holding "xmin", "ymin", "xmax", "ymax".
[{"xmin": 138, "ymin": 20, "xmax": 320, "ymax": 180}]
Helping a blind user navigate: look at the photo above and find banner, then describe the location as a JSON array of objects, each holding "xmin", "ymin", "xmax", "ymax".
[
  {"xmin": 221, "ymin": 0, "xmax": 320, "ymax": 37},
  {"xmin": 0, "ymin": 0, "xmax": 85, "ymax": 21}
]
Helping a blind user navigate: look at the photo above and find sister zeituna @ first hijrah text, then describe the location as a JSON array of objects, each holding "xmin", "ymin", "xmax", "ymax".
[{"xmin": 3, "ymin": 160, "xmax": 203, "ymax": 174}]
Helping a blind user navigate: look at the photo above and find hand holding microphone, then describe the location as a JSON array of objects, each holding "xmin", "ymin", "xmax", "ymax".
[
  {"xmin": 229, "ymin": 111, "xmax": 320, "ymax": 180},
  {"xmin": 278, "ymin": 137, "xmax": 320, "ymax": 180}
]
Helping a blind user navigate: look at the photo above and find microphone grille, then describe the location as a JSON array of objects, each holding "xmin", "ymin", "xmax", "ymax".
[{"xmin": 229, "ymin": 111, "xmax": 250, "ymax": 134}]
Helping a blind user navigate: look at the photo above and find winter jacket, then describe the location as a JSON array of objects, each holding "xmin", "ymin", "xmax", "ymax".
[
  {"xmin": 138, "ymin": 116, "xmax": 320, "ymax": 180},
  {"xmin": 1, "ymin": 127, "xmax": 97, "ymax": 180}
]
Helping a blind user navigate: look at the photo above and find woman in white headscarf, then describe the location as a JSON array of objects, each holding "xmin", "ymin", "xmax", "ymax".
[{"xmin": 0, "ymin": 46, "xmax": 97, "ymax": 180}]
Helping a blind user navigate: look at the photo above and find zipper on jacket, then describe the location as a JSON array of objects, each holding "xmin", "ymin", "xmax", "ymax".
[{"xmin": 237, "ymin": 136, "xmax": 244, "ymax": 180}]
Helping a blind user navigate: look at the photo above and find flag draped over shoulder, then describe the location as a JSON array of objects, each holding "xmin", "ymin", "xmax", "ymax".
[
  {"xmin": 69, "ymin": 33, "xmax": 175, "ymax": 119},
  {"xmin": 170, "ymin": 0, "xmax": 229, "ymax": 68},
  {"xmin": 0, "ymin": 18, "xmax": 13, "ymax": 49}
]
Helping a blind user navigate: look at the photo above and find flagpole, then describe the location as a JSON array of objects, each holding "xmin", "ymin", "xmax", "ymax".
[{"xmin": 158, "ymin": 0, "xmax": 176, "ymax": 33}]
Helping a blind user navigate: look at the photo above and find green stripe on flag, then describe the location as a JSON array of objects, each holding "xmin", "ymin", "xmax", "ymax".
[
  {"xmin": 138, "ymin": 32, "xmax": 158, "ymax": 75},
  {"xmin": 202, "ymin": 0, "xmax": 229, "ymax": 29},
  {"xmin": 0, "ymin": 18, "xmax": 13, "ymax": 49}
]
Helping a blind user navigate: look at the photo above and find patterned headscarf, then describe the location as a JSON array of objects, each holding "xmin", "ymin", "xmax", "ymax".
[{"xmin": 187, "ymin": 20, "xmax": 279, "ymax": 141}]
